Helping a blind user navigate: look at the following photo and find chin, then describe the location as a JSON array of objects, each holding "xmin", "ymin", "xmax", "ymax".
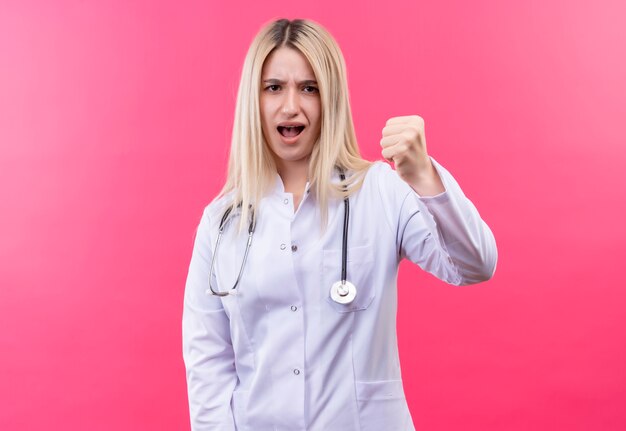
[{"xmin": 271, "ymin": 147, "xmax": 313, "ymax": 165}]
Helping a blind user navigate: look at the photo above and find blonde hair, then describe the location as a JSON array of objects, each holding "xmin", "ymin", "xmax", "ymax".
[{"xmin": 216, "ymin": 18, "xmax": 371, "ymax": 233}]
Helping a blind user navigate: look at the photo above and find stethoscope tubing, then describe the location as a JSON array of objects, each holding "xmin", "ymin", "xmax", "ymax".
[
  {"xmin": 208, "ymin": 167, "xmax": 352, "ymax": 302},
  {"xmin": 339, "ymin": 170, "xmax": 349, "ymax": 285},
  {"xmin": 208, "ymin": 203, "xmax": 256, "ymax": 296}
]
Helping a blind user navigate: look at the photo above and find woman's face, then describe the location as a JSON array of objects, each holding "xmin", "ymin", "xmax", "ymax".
[{"xmin": 260, "ymin": 47, "xmax": 321, "ymax": 173}]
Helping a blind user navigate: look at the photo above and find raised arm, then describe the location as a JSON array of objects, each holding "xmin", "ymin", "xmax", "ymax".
[{"xmin": 378, "ymin": 115, "xmax": 497, "ymax": 285}]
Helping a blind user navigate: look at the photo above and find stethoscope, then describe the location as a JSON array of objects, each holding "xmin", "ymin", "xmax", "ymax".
[{"xmin": 207, "ymin": 168, "xmax": 357, "ymax": 305}]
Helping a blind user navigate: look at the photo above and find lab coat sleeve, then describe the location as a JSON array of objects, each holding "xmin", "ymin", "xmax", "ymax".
[
  {"xmin": 182, "ymin": 205, "xmax": 237, "ymax": 430},
  {"xmin": 377, "ymin": 157, "xmax": 498, "ymax": 285}
]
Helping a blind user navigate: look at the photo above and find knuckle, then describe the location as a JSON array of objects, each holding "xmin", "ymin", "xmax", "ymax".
[
  {"xmin": 401, "ymin": 130, "xmax": 414, "ymax": 142},
  {"xmin": 410, "ymin": 126, "xmax": 421, "ymax": 141}
]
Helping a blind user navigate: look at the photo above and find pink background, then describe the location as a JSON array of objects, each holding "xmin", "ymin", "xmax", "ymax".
[{"xmin": 1, "ymin": 0, "xmax": 625, "ymax": 430}]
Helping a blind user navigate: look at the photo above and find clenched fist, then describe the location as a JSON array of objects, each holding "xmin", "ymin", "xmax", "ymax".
[{"xmin": 380, "ymin": 115, "xmax": 445, "ymax": 196}]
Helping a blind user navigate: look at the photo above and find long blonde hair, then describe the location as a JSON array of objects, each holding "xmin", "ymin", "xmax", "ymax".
[{"xmin": 217, "ymin": 18, "xmax": 371, "ymax": 233}]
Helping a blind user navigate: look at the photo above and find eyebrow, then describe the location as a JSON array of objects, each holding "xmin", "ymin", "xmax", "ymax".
[{"xmin": 262, "ymin": 79, "xmax": 318, "ymax": 86}]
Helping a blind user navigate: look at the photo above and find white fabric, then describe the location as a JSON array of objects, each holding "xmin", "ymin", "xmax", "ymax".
[{"xmin": 182, "ymin": 157, "xmax": 498, "ymax": 430}]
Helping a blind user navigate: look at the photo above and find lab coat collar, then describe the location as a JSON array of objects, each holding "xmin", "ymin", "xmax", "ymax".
[{"xmin": 271, "ymin": 168, "xmax": 343, "ymax": 197}]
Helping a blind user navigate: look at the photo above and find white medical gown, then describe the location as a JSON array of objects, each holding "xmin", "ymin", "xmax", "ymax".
[{"xmin": 182, "ymin": 158, "xmax": 498, "ymax": 430}]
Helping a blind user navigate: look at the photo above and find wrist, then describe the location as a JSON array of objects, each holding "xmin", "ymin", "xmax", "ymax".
[{"xmin": 407, "ymin": 160, "xmax": 445, "ymax": 196}]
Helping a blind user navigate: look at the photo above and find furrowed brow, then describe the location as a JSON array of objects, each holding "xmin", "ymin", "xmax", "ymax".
[{"xmin": 262, "ymin": 79, "xmax": 318, "ymax": 85}]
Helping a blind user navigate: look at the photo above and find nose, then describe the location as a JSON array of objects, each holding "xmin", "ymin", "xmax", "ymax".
[{"xmin": 281, "ymin": 87, "xmax": 300, "ymax": 116}]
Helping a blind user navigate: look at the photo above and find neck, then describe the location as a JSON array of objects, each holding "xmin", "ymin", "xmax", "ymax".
[{"xmin": 276, "ymin": 158, "xmax": 309, "ymax": 194}]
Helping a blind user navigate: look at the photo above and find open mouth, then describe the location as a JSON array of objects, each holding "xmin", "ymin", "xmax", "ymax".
[{"xmin": 277, "ymin": 125, "xmax": 305, "ymax": 138}]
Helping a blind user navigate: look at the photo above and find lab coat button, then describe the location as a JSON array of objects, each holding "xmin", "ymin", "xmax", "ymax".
[
  {"xmin": 291, "ymin": 244, "xmax": 298, "ymax": 252},
  {"xmin": 291, "ymin": 305, "xmax": 298, "ymax": 311},
  {"xmin": 293, "ymin": 368, "xmax": 300, "ymax": 375},
  {"xmin": 280, "ymin": 243, "xmax": 287, "ymax": 250},
  {"xmin": 283, "ymin": 198, "xmax": 289, "ymax": 205}
]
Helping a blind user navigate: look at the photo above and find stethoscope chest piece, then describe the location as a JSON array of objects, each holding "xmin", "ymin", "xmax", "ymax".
[{"xmin": 330, "ymin": 280, "xmax": 357, "ymax": 304}]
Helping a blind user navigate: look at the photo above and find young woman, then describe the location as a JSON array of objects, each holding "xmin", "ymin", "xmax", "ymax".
[{"xmin": 183, "ymin": 18, "xmax": 497, "ymax": 431}]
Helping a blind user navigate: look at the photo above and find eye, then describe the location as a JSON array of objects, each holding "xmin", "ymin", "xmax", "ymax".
[
  {"xmin": 303, "ymin": 85, "xmax": 319, "ymax": 94},
  {"xmin": 265, "ymin": 84, "xmax": 281, "ymax": 92}
]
